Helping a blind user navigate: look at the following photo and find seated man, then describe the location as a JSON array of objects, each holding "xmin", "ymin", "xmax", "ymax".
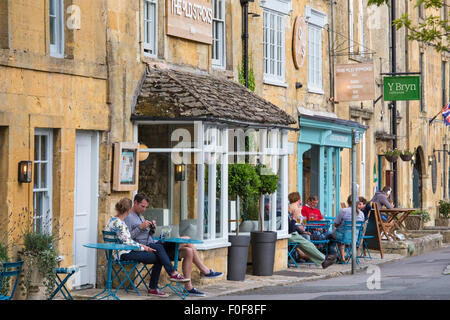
[
  {"xmin": 288, "ymin": 192, "xmax": 337, "ymax": 269},
  {"xmin": 301, "ymin": 195, "xmax": 324, "ymax": 221},
  {"xmin": 370, "ymin": 186, "xmax": 393, "ymax": 221},
  {"xmin": 125, "ymin": 192, "xmax": 223, "ymax": 297},
  {"xmin": 301, "ymin": 195, "xmax": 329, "ymax": 242},
  {"xmin": 332, "ymin": 195, "xmax": 366, "ymax": 261}
]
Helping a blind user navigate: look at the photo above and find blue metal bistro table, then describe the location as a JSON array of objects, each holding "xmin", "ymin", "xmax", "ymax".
[
  {"xmin": 83, "ymin": 243, "xmax": 140, "ymax": 300},
  {"xmin": 154, "ymin": 237, "xmax": 203, "ymax": 299}
]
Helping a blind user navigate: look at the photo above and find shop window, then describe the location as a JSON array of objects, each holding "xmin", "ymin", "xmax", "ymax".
[
  {"xmin": 212, "ymin": 0, "xmax": 226, "ymax": 68},
  {"xmin": 33, "ymin": 129, "xmax": 53, "ymax": 234},
  {"xmin": 49, "ymin": 0, "xmax": 64, "ymax": 58},
  {"xmin": 143, "ymin": 0, "xmax": 157, "ymax": 56}
]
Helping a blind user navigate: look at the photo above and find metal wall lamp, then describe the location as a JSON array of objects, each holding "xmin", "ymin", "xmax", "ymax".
[
  {"xmin": 18, "ymin": 161, "xmax": 32, "ymax": 183},
  {"xmin": 175, "ymin": 163, "xmax": 186, "ymax": 182}
]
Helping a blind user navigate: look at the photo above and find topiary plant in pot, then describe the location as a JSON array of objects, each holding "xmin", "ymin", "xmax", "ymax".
[{"xmin": 227, "ymin": 163, "xmax": 261, "ymax": 281}]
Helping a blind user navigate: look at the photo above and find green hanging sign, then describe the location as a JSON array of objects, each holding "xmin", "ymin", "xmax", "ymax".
[{"xmin": 383, "ymin": 76, "xmax": 421, "ymax": 101}]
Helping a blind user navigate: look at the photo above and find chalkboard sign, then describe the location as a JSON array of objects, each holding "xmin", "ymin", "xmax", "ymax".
[{"xmin": 364, "ymin": 202, "xmax": 384, "ymax": 259}]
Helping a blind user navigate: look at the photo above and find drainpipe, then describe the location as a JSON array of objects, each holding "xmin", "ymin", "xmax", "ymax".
[
  {"xmin": 391, "ymin": 0, "xmax": 398, "ymax": 207},
  {"xmin": 241, "ymin": 0, "xmax": 252, "ymax": 88}
]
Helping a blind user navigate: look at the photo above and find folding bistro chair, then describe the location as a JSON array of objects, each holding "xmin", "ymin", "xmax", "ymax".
[
  {"xmin": 287, "ymin": 241, "xmax": 301, "ymax": 269},
  {"xmin": 306, "ymin": 220, "xmax": 331, "ymax": 256},
  {"xmin": 336, "ymin": 221, "xmax": 364, "ymax": 264},
  {"xmin": 102, "ymin": 230, "xmax": 152, "ymax": 295},
  {"xmin": 48, "ymin": 267, "xmax": 78, "ymax": 300},
  {"xmin": 0, "ymin": 260, "xmax": 24, "ymax": 300}
]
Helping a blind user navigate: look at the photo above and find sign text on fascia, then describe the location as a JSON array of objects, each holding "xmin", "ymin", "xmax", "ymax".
[
  {"xmin": 171, "ymin": 0, "xmax": 213, "ymax": 24},
  {"xmin": 386, "ymin": 82, "xmax": 417, "ymax": 93}
]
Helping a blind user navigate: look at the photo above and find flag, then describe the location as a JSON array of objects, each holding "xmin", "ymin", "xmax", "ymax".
[
  {"xmin": 373, "ymin": 163, "xmax": 377, "ymax": 183},
  {"xmin": 442, "ymin": 102, "xmax": 450, "ymax": 126}
]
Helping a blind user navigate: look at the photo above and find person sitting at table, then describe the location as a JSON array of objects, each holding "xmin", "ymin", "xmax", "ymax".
[
  {"xmin": 105, "ymin": 197, "xmax": 189, "ymax": 298},
  {"xmin": 332, "ymin": 195, "xmax": 366, "ymax": 262},
  {"xmin": 288, "ymin": 192, "xmax": 337, "ymax": 269},
  {"xmin": 359, "ymin": 196, "xmax": 372, "ymax": 220},
  {"xmin": 125, "ymin": 192, "xmax": 223, "ymax": 297},
  {"xmin": 301, "ymin": 195, "xmax": 324, "ymax": 221},
  {"xmin": 370, "ymin": 186, "xmax": 393, "ymax": 221}
]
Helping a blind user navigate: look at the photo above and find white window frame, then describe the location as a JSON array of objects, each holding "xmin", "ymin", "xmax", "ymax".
[
  {"xmin": 306, "ymin": 6, "xmax": 327, "ymax": 94},
  {"xmin": 33, "ymin": 129, "xmax": 53, "ymax": 234},
  {"xmin": 49, "ymin": 0, "xmax": 64, "ymax": 58},
  {"xmin": 212, "ymin": 0, "xmax": 226, "ymax": 69},
  {"xmin": 143, "ymin": 0, "xmax": 158, "ymax": 57},
  {"xmin": 263, "ymin": 9, "xmax": 286, "ymax": 86}
]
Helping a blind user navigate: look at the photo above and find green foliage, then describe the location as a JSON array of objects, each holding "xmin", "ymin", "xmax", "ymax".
[
  {"xmin": 228, "ymin": 163, "xmax": 261, "ymax": 200},
  {"xmin": 22, "ymin": 230, "xmax": 59, "ymax": 299},
  {"xmin": 402, "ymin": 149, "xmax": 414, "ymax": 156},
  {"xmin": 368, "ymin": 0, "xmax": 450, "ymax": 52},
  {"xmin": 438, "ymin": 200, "xmax": 450, "ymax": 218},
  {"xmin": 411, "ymin": 210, "xmax": 431, "ymax": 222},
  {"xmin": 256, "ymin": 164, "xmax": 279, "ymax": 195},
  {"xmin": 384, "ymin": 148, "xmax": 401, "ymax": 156},
  {"xmin": 238, "ymin": 55, "xmax": 256, "ymax": 92},
  {"xmin": 0, "ymin": 242, "xmax": 10, "ymax": 296}
]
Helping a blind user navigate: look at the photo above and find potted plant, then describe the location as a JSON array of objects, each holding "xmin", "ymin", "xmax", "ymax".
[
  {"xmin": 404, "ymin": 210, "xmax": 431, "ymax": 230},
  {"xmin": 250, "ymin": 164, "xmax": 279, "ymax": 276},
  {"xmin": 20, "ymin": 230, "xmax": 59, "ymax": 300},
  {"xmin": 384, "ymin": 149, "xmax": 401, "ymax": 162},
  {"xmin": 400, "ymin": 149, "xmax": 414, "ymax": 161},
  {"xmin": 227, "ymin": 163, "xmax": 261, "ymax": 281},
  {"xmin": 0, "ymin": 241, "xmax": 10, "ymax": 297},
  {"xmin": 437, "ymin": 200, "xmax": 450, "ymax": 227}
]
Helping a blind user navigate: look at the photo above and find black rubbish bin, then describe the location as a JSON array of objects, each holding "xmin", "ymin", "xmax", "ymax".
[
  {"xmin": 250, "ymin": 231, "xmax": 277, "ymax": 276},
  {"xmin": 227, "ymin": 235, "xmax": 250, "ymax": 281}
]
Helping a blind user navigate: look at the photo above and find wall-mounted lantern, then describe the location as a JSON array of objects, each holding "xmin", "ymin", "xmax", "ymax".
[
  {"xmin": 18, "ymin": 161, "xmax": 32, "ymax": 183},
  {"xmin": 174, "ymin": 163, "xmax": 186, "ymax": 182}
]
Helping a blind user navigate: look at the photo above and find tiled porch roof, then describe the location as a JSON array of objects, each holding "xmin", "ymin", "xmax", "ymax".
[{"xmin": 131, "ymin": 66, "xmax": 297, "ymax": 129}]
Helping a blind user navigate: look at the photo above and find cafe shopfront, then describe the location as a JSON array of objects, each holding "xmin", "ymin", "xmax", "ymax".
[
  {"xmin": 130, "ymin": 66, "xmax": 296, "ymax": 269},
  {"xmin": 297, "ymin": 112, "xmax": 367, "ymax": 217}
]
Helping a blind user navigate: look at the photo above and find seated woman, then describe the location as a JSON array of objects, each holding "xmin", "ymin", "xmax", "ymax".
[
  {"xmin": 288, "ymin": 192, "xmax": 337, "ymax": 269},
  {"xmin": 105, "ymin": 198, "xmax": 189, "ymax": 298},
  {"xmin": 333, "ymin": 195, "xmax": 366, "ymax": 261}
]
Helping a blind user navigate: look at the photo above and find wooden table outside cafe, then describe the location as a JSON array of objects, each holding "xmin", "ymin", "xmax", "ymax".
[{"xmin": 379, "ymin": 208, "xmax": 417, "ymax": 240}]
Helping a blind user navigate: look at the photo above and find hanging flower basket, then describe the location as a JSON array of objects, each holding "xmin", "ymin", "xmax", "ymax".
[
  {"xmin": 384, "ymin": 149, "xmax": 401, "ymax": 162},
  {"xmin": 400, "ymin": 149, "xmax": 414, "ymax": 161},
  {"xmin": 385, "ymin": 154, "xmax": 398, "ymax": 162}
]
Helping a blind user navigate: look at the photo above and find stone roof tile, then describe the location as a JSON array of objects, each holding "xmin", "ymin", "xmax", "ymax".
[{"xmin": 132, "ymin": 67, "xmax": 297, "ymax": 128}]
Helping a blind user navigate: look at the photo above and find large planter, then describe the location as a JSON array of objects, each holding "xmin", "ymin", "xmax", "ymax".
[
  {"xmin": 23, "ymin": 254, "xmax": 46, "ymax": 300},
  {"xmin": 227, "ymin": 235, "xmax": 250, "ymax": 281},
  {"xmin": 404, "ymin": 215, "xmax": 423, "ymax": 230},
  {"xmin": 250, "ymin": 231, "xmax": 276, "ymax": 276},
  {"xmin": 435, "ymin": 218, "xmax": 450, "ymax": 227}
]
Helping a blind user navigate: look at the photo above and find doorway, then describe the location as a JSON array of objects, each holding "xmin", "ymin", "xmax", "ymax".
[
  {"xmin": 73, "ymin": 131, "xmax": 99, "ymax": 288},
  {"xmin": 412, "ymin": 148, "xmax": 423, "ymax": 208}
]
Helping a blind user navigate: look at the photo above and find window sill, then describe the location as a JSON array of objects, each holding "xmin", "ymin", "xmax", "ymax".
[
  {"xmin": 195, "ymin": 240, "xmax": 231, "ymax": 251},
  {"xmin": 263, "ymin": 78, "xmax": 288, "ymax": 88},
  {"xmin": 307, "ymin": 87, "xmax": 324, "ymax": 95}
]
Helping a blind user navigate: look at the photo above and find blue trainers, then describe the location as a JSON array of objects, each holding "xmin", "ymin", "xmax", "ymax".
[
  {"xmin": 187, "ymin": 287, "xmax": 205, "ymax": 297},
  {"xmin": 201, "ymin": 269, "xmax": 223, "ymax": 279}
]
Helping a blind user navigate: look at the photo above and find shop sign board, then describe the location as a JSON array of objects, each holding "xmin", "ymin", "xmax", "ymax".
[
  {"xmin": 166, "ymin": 0, "xmax": 213, "ymax": 44},
  {"xmin": 334, "ymin": 63, "xmax": 376, "ymax": 102},
  {"xmin": 383, "ymin": 76, "xmax": 421, "ymax": 101}
]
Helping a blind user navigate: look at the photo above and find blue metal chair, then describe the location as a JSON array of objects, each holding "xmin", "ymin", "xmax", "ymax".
[
  {"xmin": 102, "ymin": 231, "xmax": 152, "ymax": 295},
  {"xmin": 335, "ymin": 221, "xmax": 364, "ymax": 264},
  {"xmin": 48, "ymin": 267, "xmax": 78, "ymax": 300},
  {"xmin": 287, "ymin": 241, "xmax": 301, "ymax": 268},
  {"xmin": 306, "ymin": 220, "xmax": 331, "ymax": 255},
  {"xmin": 0, "ymin": 260, "xmax": 24, "ymax": 300}
]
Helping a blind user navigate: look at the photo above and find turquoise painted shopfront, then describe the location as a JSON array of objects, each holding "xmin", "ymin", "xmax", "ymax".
[{"xmin": 297, "ymin": 114, "xmax": 367, "ymax": 217}]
